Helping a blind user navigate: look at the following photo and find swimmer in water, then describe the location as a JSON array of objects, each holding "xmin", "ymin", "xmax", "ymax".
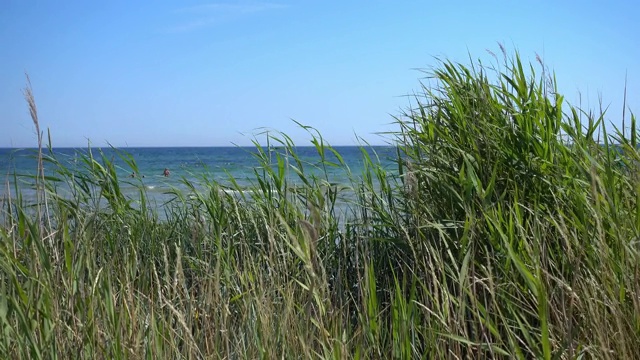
[{"xmin": 163, "ymin": 168, "xmax": 170, "ymax": 177}]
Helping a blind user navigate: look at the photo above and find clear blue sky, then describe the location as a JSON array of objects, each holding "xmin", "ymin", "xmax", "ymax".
[{"xmin": 1, "ymin": 0, "xmax": 638, "ymax": 147}]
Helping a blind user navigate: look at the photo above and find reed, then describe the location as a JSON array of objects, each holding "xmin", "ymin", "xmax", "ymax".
[{"xmin": 1, "ymin": 48, "xmax": 638, "ymax": 359}]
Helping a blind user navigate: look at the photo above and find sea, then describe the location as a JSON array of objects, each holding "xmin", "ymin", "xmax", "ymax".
[{"xmin": 0, "ymin": 146, "xmax": 399, "ymax": 211}]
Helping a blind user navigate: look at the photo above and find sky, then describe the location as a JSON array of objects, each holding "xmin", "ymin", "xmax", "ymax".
[{"xmin": 1, "ymin": 0, "xmax": 638, "ymax": 147}]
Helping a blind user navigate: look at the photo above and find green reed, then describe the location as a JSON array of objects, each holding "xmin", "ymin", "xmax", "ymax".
[{"xmin": 1, "ymin": 47, "xmax": 638, "ymax": 358}]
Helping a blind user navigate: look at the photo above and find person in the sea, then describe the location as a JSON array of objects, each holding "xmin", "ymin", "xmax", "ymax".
[
  {"xmin": 130, "ymin": 172, "xmax": 136, "ymax": 178},
  {"xmin": 163, "ymin": 168, "xmax": 170, "ymax": 177}
]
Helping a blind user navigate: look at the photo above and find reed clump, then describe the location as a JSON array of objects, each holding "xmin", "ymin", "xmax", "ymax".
[{"xmin": 1, "ymin": 48, "xmax": 638, "ymax": 359}]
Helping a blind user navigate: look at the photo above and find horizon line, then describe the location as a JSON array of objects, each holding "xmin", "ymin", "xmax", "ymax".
[{"xmin": 0, "ymin": 144, "xmax": 396, "ymax": 150}]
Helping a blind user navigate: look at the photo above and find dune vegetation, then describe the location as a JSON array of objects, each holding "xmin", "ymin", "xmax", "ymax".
[{"xmin": 1, "ymin": 49, "xmax": 639, "ymax": 359}]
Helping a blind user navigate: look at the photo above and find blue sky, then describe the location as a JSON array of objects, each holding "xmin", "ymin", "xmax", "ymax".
[{"xmin": 1, "ymin": 0, "xmax": 638, "ymax": 147}]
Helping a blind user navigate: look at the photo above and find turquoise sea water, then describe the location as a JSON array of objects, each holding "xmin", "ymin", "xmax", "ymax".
[{"xmin": 0, "ymin": 146, "xmax": 398, "ymax": 208}]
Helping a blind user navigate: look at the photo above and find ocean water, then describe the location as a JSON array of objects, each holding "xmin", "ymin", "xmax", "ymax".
[{"xmin": 0, "ymin": 146, "xmax": 399, "ymax": 208}]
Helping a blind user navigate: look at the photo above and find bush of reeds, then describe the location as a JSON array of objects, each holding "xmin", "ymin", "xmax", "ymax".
[{"xmin": 1, "ymin": 48, "xmax": 638, "ymax": 359}]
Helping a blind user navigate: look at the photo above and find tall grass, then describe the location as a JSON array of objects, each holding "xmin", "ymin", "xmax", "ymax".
[{"xmin": 1, "ymin": 48, "xmax": 638, "ymax": 358}]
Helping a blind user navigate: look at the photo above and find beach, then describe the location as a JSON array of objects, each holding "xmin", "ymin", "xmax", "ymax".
[{"xmin": 0, "ymin": 52, "xmax": 638, "ymax": 359}]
